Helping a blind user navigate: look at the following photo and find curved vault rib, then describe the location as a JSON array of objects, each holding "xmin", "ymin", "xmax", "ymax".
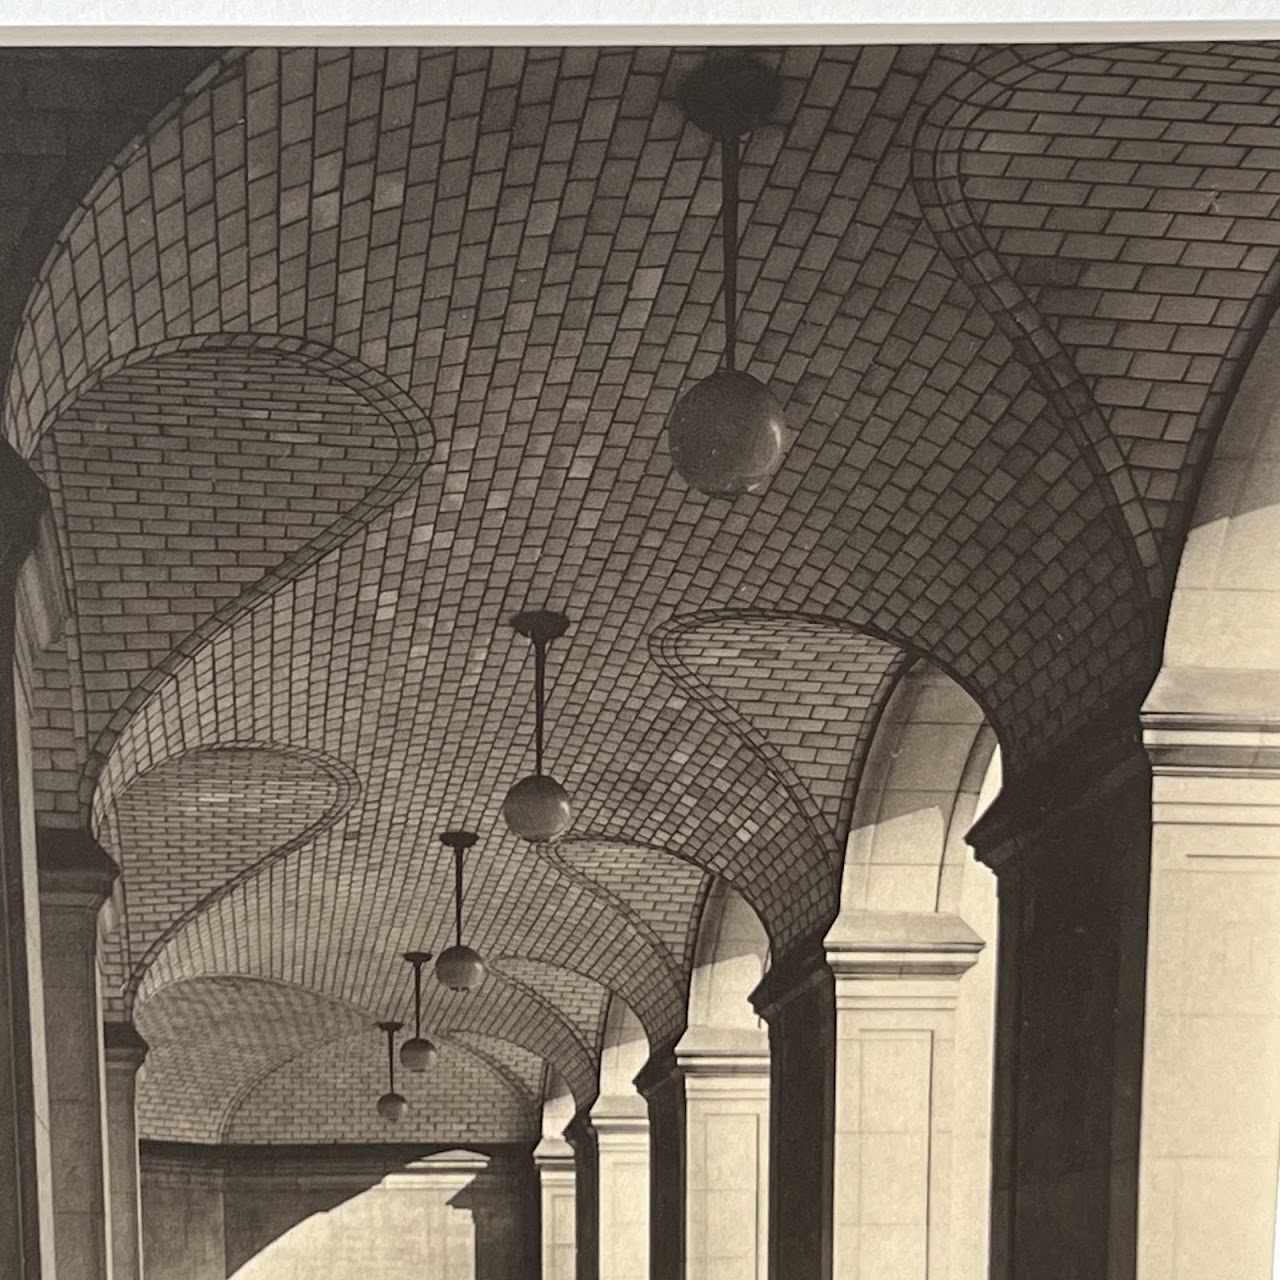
[
  {"xmin": 651, "ymin": 609, "xmax": 912, "ymax": 856},
  {"xmin": 221, "ymin": 1028, "xmax": 539, "ymax": 1145},
  {"xmin": 910, "ymin": 46, "xmax": 1161, "ymax": 597},
  {"xmin": 52, "ymin": 334, "xmax": 435, "ymax": 820},
  {"xmin": 108, "ymin": 742, "xmax": 362, "ymax": 1014}
]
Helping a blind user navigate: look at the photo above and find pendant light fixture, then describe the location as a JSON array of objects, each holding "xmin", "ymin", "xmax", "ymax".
[
  {"xmin": 375, "ymin": 1020, "xmax": 408, "ymax": 1123},
  {"xmin": 434, "ymin": 830, "xmax": 487, "ymax": 992},
  {"xmin": 502, "ymin": 610, "xmax": 573, "ymax": 844},
  {"xmin": 667, "ymin": 55, "xmax": 790, "ymax": 498},
  {"xmin": 399, "ymin": 951, "xmax": 439, "ymax": 1072}
]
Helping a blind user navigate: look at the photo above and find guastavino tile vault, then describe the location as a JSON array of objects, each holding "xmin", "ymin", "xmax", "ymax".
[{"xmin": 0, "ymin": 39, "xmax": 1277, "ymax": 1280}]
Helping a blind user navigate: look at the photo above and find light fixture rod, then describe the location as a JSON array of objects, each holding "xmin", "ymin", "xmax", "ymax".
[
  {"xmin": 403, "ymin": 953, "xmax": 426, "ymax": 1039},
  {"xmin": 439, "ymin": 831, "xmax": 478, "ymax": 951},
  {"xmin": 453, "ymin": 846, "xmax": 465, "ymax": 949},
  {"xmin": 510, "ymin": 611, "xmax": 569, "ymax": 779},
  {"xmin": 377, "ymin": 1020, "xmax": 402, "ymax": 1093},
  {"xmin": 720, "ymin": 130, "xmax": 741, "ymax": 374},
  {"xmin": 533, "ymin": 635, "xmax": 548, "ymax": 776}
]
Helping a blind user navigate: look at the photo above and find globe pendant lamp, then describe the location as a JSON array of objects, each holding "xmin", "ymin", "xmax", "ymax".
[
  {"xmin": 434, "ymin": 830, "xmax": 487, "ymax": 992},
  {"xmin": 667, "ymin": 55, "xmax": 790, "ymax": 497},
  {"xmin": 399, "ymin": 951, "xmax": 439, "ymax": 1072},
  {"xmin": 375, "ymin": 1020, "xmax": 408, "ymax": 1123},
  {"xmin": 503, "ymin": 610, "xmax": 573, "ymax": 844}
]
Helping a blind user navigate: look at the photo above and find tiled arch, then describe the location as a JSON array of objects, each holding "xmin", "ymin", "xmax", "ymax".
[{"xmin": 29, "ymin": 333, "xmax": 431, "ymax": 823}]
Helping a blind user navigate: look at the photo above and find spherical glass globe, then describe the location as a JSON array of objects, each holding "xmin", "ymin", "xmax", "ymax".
[
  {"xmin": 503, "ymin": 773, "xmax": 573, "ymax": 843},
  {"xmin": 667, "ymin": 368, "xmax": 789, "ymax": 497},
  {"xmin": 434, "ymin": 944, "xmax": 487, "ymax": 992},
  {"xmin": 376, "ymin": 1090, "xmax": 408, "ymax": 1123},
  {"xmin": 400, "ymin": 1036, "xmax": 438, "ymax": 1073}
]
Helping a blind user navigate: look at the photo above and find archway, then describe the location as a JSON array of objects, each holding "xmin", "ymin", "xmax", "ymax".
[
  {"xmin": 589, "ymin": 998, "xmax": 651, "ymax": 1280},
  {"xmin": 676, "ymin": 880, "xmax": 772, "ymax": 1280},
  {"xmin": 1140, "ymin": 305, "xmax": 1280, "ymax": 1279}
]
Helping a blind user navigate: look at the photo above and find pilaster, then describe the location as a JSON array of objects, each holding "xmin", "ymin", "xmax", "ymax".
[
  {"xmin": 103, "ymin": 1021, "xmax": 149, "ymax": 1280},
  {"xmin": 967, "ymin": 723, "xmax": 1150, "ymax": 1280},
  {"xmin": 1137, "ymin": 686, "xmax": 1280, "ymax": 1279},
  {"xmin": 824, "ymin": 909, "xmax": 981, "ymax": 1279},
  {"xmin": 675, "ymin": 1026, "xmax": 769, "ymax": 1280},
  {"xmin": 535, "ymin": 1133, "xmax": 577, "ymax": 1280},
  {"xmin": 589, "ymin": 1093, "xmax": 649, "ymax": 1280},
  {"xmin": 0, "ymin": 439, "xmax": 49, "ymax": 1280},
  {"xmin": 39, "ymin": 827, "xmax": 119, "ymax": 1280}
]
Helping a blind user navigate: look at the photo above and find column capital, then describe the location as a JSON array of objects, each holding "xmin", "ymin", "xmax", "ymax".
[
  {"xmin": 564, "ymin": 1109, "xmax": 596, "ymax": 1154},
  {"xmin": 823, "ymin": 909, "xmax": 983, "ymax": 981},
  {"xmin": 534, "ymin": 1134, "xmax": 576, "ymax": 1171},
  {"xmin": 38, "ymin": 819, "xmax": 120, "ymax": 911},
  {"xmin": 632, "ymin": 1043, "xmax": 682, "ymax": 1100},
  {"xmin": 102, "ymin": 1021, "xmax": 149, "ymax": 1073},
  {"xmin": 674, "ymin": 1026, "xmax": 769, "ymax": 1077},
  {"xmin": 966, "ymin": 715, "xmax": 1148, "ymax": 872},
  {"xmin": 588, "ymin": 1093, "xmax": 648, "ymax": 1150},
  {"xmin": 0, "ymin": 438, "xmax": 48, "ymax": 583},
  {"xmin": 1143, "ymin": 667, "xmax": 1280, "ymax": 781},
  {"xmin": 749, "ymin": 932, "xmax": 831, "ymax": 1022},
  {"xmin": 37, "ymin": 827, "xmax": 119, "ymax": 912}
]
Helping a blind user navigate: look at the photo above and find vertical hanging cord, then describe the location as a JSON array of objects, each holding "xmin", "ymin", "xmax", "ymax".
[
  {"xmin": 721, "ymin": 127, "xmax": 741, "ymax": 373},
  {"xmin": 533, "ymin": 637, "xmax": 547, "ymax": 776},
  {"xmin": 386, "ymin": 1028, "xmax": 396, "ymax": 1094},
  {"xmin": 413, "ymin": 962, "xmax": 422, "ymax": 1039},
  {"xmin": 454, "ymin": 849, "xmax": 464, "ymax": 949}
]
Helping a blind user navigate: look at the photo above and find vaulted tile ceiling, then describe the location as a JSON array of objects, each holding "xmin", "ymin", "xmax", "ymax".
[{"xmin": 6, "ymin": 41, "xmax": 1275, "ymax": 1141}]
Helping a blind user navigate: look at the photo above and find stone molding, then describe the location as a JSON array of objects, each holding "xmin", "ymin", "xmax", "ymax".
[
  {"xmin": 749, "ymin": 933, "xmax": 830, "ymax": 1022},
  {"xmin": 533, "ymin": 1135, "xmax": 575, "ymax": 1169},
  {"xmin": 37, "ymin": 826, "xmax": 119, "ymax": 912},
  {"xmin": 588, "ymin": 1095, "xmax": 648, "ymax": 1132},
  {"xmin": 102, "ymin": 1021, "xmax": 149, "ymax": 1072},
  {"xmin": 674, "ymin": 1026, "xmax": 769, "ymax": 1079},
  {"xmin": 564, "ymin": 1111, "xmax": 596, "ymax": 1154},
  {"xmin": 966, "ymin": 720, "xmax": 1149, "ymax": 872},
  {"xmin": 824, "ymin": 909, "xmax": 983, "ymax": 980},
  {"xmin": 1143, "ymin": 668, "xmax": 1280, "ymax": 780},
  {"xmin": 0, "ymin": 438, "xmax": 47, "ymax": 583}
]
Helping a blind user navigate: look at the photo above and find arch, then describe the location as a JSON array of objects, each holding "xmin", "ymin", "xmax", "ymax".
[
  {"xmin": 548, "ymin": 837, "xmax": 709, "ymax": 970},
  {"xmin": 47, "ymin": 334, "xmax": 434, "ymax": 819},
  {"xmin": 596, "ymin": 997, "xmax": 651, "ymax": 1102},
  {"xmin": 684, "ymin": 880, "xmax": 770, "ymax": 1036},
  {"xmin": 223, "ymin": 1029, "xmax": 538, "ymax": 1146},
  {"xmin": 841, "ymin": 659, "xmax": 998, "ymax": 918},
  {"xmin": 1139, "ymin": 290, "xmax": 1280, "ymax": 1279},
  {"xmin": 491, "ymin": 957, "xmax": 610, "ymax": 1052},
  {"xmin": 824, "ymin": 656, "xmax": 1001, "ymax": 1280},
  {"xmin": 133, "ymin": 974, "xmax": 377, "ymax": 1144},
  {"xmin": 541, "ymin": 1068, "xmax": 577, "ymax": 1142},
  {"xmin": 98, "ymin": 742, "xmax": 361, "ymax": 1012},
  {"xmin": 1146, "ymin": 302, "xmax": 1280, "ymax": 729}
]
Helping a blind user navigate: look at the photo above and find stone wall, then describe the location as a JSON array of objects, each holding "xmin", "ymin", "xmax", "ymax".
[{"xmin": 140, "ymin": 1142, "xmax": 538, "ymax": 1280}]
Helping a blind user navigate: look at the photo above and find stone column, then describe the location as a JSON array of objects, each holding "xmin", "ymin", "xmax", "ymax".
[
  {"xmin": 104, "ymin": 1021, "xmax": 149, "ymax": 1280},
  {"xmin": 0, "ymin": 439, "xmax": 50, "ymax": 1280},
  {"xmin": 589, "ymin": 1094, "xmax": 649, "ymax": 1280},
  {"xmin": 535, "ymin": 1132, "xmax": 577, "ymax": 1280},
  {"xmin": 38, "ymin": 826, "xmax": 119, "ymax": 1280},
  {"xmin": 675, "ymin": 1027, "xmax": 769, "ymax": 1280},
  {"xmin": 751, "ymin": 943, "xmax": 836, "ymax": 1280},
  {"xmin": 825, "ymin": 910, "xmax": 981, "ymax": 1279},
  {"xmin": 967, "ymin": 732, "xmax": 1150, "ymax": 1280},
  {"xmin": 1137, "ymin": 701, "xmax": 1280, "ymax": 1278},
  {"xmin": 634, "ymin": 1047, "xmax": 684, "ymax": 1280},
  {"xmin": 566, "ymin": 1110, "xmax": 599, "ymax": 1280}
]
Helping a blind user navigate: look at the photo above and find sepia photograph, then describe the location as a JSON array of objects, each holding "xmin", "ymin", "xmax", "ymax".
[{"xmin": 0, "ymin": 28, "xmax": 1276, "ymax": 1280}]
